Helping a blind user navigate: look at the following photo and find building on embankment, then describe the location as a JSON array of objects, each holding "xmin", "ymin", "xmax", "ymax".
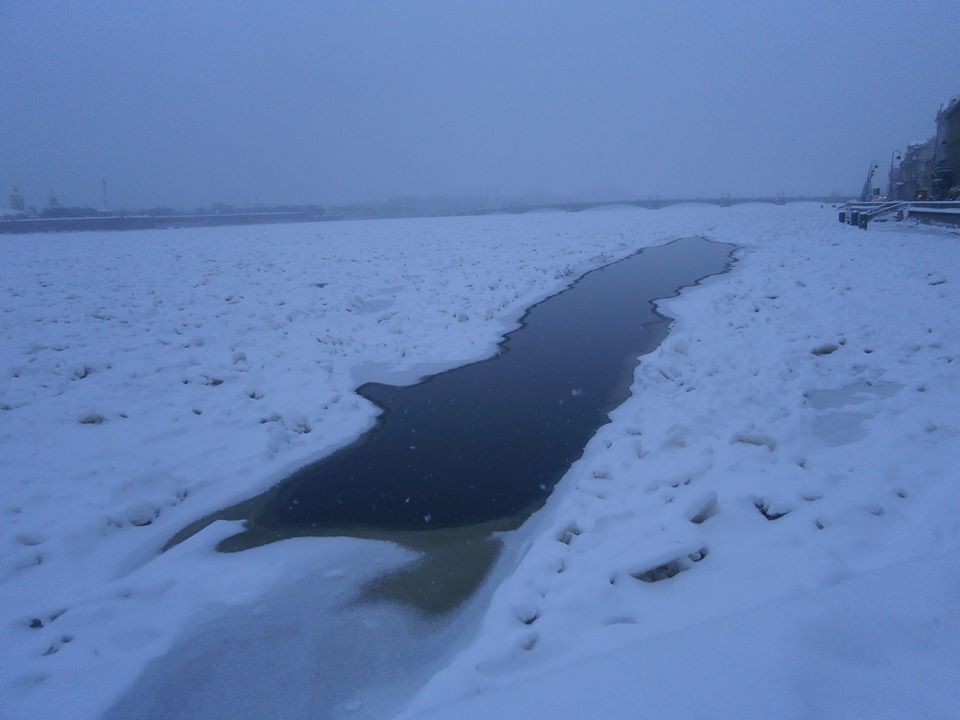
[
  {"xmin": 891, "ymin": 138, "xmax": 937, "ymax": 200},
  {"xmin": 888, "ymin": 94, "xmax": 960, "ymax": 201},
  {"xmin": 932, "ymin": 96, "xmax": 960, "ymax": 200}
]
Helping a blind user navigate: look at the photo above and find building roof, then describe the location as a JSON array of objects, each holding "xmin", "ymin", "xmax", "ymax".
[{"xmin": 940, "ymin": 96, "xmax": 960, "ymax": 118}]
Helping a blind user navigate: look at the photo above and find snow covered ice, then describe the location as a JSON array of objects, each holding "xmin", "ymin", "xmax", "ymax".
[{"xmin": 2, "ymin": 204, "xmax": 959, "ymax": 719}]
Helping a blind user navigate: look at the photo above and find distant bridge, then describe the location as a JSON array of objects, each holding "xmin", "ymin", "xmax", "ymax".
[
  {"xmin": 0, "ymin": 210, "xmax": 331, "ymax": 235},
  {"xmin": 493, "ymin": 196, "xmax": 849, "ymax": 213},
  {"xmin": 0, "ymin": 196, "xmax": 854, "ymax": 235}
]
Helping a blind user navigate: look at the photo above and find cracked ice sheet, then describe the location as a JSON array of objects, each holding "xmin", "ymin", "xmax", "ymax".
[
  {"xmin": 399, "ymin": 209, "xmax": 960, "ymax": 719},
  {"xmin": 0, "ymin": 209, "xmax": 694, "ymax": 719},
  {"xmin": 2, "ymin": 206, "xmax": 959, "ymax": 719}
]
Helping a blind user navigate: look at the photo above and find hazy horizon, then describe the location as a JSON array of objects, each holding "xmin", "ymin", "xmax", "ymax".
[{"xmin": 2, "ymin": 1, "xmax": 959, "ymax": 210}]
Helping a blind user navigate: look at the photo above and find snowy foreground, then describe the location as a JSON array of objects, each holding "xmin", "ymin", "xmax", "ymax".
[{"xmin": 2, "ymin": 205, "xmax": 958, "ymax": 718}]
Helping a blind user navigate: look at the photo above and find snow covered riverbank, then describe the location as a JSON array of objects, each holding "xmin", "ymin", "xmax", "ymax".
[
  {"xmin": 2, "ymin": 205, "xmax": 958, "ymax": 718},
  {"xmin": 402, "ymin": 208, "xmax": 960, "ymax": 719}
]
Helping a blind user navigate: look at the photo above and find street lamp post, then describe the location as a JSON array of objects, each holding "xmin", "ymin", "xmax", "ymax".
[{"xmin": 888, "ymin": 150, "xmax": 902, "ymax": 200}]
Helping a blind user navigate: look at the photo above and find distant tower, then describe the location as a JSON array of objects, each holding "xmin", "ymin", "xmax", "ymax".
[
  {"xmin": 48, "ymin": 192, "xmax": 61, "ymax": 209},
  {"xmin": 101, "ymin": 178, "xmax": 108, "ymax": 210},
  {"xmin": 9, "ymin": 185, "xmax": 25, "ymax": 212}
]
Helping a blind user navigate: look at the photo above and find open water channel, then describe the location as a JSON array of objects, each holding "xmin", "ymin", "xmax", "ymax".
[{"xmin": 114, "ymin": 237, "xmax": 736, "ymax": 719}]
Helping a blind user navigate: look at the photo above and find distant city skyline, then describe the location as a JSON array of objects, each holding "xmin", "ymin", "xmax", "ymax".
[{"xmin": 3, "ymin": 1, "xmax": 959, "ymax": 210}]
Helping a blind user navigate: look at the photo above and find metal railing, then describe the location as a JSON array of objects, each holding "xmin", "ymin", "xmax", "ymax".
[{"xmin": 838, "ymin": 201, "xmax": 960, "ymax": 229}]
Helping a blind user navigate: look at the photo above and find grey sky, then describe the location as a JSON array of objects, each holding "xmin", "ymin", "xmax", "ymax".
[{"xmin": 2, "ymin": 1, "xmax": 959, "ymax": 209}]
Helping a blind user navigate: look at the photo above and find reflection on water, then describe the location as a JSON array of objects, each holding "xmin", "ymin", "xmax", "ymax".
[{"xmin": 357, "ymin": 524, "xmax": 507, "ymax": 615}]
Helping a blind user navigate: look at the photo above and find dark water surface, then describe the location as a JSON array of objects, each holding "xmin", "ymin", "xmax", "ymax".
[{"xmin": 170, "ymin": 237, "xmax": 735, "ymax": 556}]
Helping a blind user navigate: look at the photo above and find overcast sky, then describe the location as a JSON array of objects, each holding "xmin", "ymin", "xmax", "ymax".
[{"xmin": 2, "ymin": 1, "xmax": 959, "ymax": 209}]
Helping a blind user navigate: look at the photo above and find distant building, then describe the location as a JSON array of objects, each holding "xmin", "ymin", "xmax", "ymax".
[
  {"xmin": 9, "ymin": 186, "xmax": 25, "ymax": 212},
  {"xmin": 933, "ymin": 96, "xmax": 960, "ymax": 199},
  {"xmin": 891, "ymin": 138, "xmax": 936, "ymax": 200},
  {"xmin": 888, "ymin": 94, "xmax": 960, "ymax": 201}
]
